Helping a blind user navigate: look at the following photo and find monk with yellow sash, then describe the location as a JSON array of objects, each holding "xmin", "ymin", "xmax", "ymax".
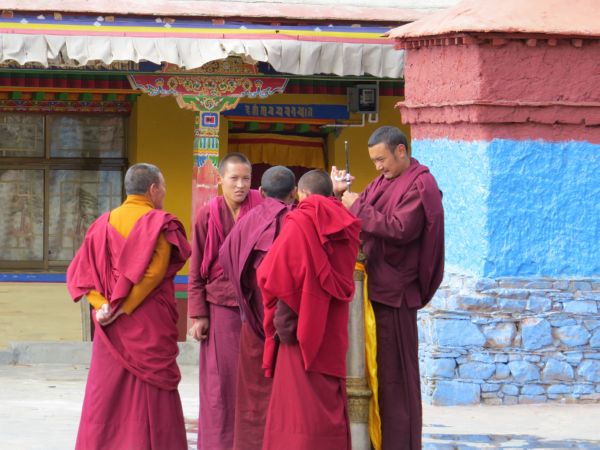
[{"xmin": 333, "ymin": 126, "xmax": 445, "ymax": 450}]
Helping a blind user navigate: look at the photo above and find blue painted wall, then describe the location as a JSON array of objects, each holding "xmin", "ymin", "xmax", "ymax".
[
  {"xmin": 412, "ymin": 139, "xmax": 490, "ymax": 276},
  {"xmin": 413, "ymin": 139, "xmax": 600, "ymax": 277}
]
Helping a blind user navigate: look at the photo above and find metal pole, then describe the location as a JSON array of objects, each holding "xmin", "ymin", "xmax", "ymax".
[{"xmin": 346, "ymin": 257, "xmax": 371, "ymax": 450}]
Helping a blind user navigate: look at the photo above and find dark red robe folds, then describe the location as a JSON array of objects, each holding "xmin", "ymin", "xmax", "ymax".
[
  {"xmin": 220, "ymin": 197, "xmax": 293, "ymax": 339},
  {"xmin": 257, "ymin": 195, "xmax": 361, "ymax": 450},
  {"xmin": 67, "ymin": 210, "xmax": 191, "ymax": 450},
  {"xmin": 188, "ymin": 190, "xmax": 262, "ymax": 450},
  {"xmin": 188, "ymin": 190, "xmax": 263, "ymax": 316},
  {"xmin": 349, "ymin": 158, "xmax": 444, "ymax": 450},
  {"xmin": 219, "ymin": 197, "xmax": 293, "ymax": 450}
]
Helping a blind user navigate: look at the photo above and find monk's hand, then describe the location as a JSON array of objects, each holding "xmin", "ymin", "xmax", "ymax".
[
  {"xmin": 96, "ymin": 303, "xmax": 123, "ymax": 326},
  {"xmin": 189, "ymin": 317, "xmax": 209, "ymax": 342},
  {"xmin": 341, "ymin": 191, "xmax": 359, "ymax": 209},
  {"xmin": 100, "ymin": 308, "xmax": 123, "ymax": 327},
  {"xmin": 330, "ymin": 166, "xmax": 354, "ymax": 197}
]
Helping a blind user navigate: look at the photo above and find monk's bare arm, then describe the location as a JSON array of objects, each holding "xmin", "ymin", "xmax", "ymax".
[
  {"xmin": 119, "ymin": 233, "xmax": 171, "ymax": 315},
  {"xmin": 353, "ymin": 184, "xmax": 425, "ymax": 243}
]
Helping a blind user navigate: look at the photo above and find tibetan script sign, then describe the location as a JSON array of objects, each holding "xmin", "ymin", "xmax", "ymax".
[{"xmin": 223, "ymin": 104, "xmax": 349, "ymax": 120}]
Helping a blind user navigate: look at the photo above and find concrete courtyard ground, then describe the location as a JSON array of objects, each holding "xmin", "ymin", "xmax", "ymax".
[
  {"xmin": 1, "ymin": 362, "xmax": 600, "ymax": 450},
  {"xmin": 1, "ymin": 283, "xmax": 600, "ymax": 449}
]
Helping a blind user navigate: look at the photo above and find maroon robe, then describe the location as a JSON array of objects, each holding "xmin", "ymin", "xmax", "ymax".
[
  {"xmin": 349, "ymin": 158, "xmax": 444, "ymax": 450},
  {"xmin": 257, "ymin": 195, "xmax": 361, "ymax": 450},
  {"xmin": 67, "ymin": 210, "xmax": 191, "ymax": 450},
  {"xmin": 219, "ymin": 197, "xmax": 294, "ymax": 450},
  {"xmin": 188, "ymin": 190, "xmax": 262, "ymax": 450}
]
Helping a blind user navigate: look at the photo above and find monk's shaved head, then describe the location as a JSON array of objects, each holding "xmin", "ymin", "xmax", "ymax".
[
  {"xmin": 261, "ymin": 166, "xmax": 296, "ymax": 200},
  {"xmin": 298, "ymin": 169, "xmax": 333, "ymax": 197},
  {"xmin": 124, "ymin": 163, "xmax": 162, "ymax": 195},
  {"xmin": 219, "ymin": 152, "xmax": 252, "ymax": 175},
  {"xmin": 368, "ymin": 126, "xmax": 410, "ymax": 156}
]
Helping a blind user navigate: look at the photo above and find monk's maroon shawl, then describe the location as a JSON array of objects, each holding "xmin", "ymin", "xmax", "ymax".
[
  {"xmin": 219, "ymin": 197, "xmax": 293, "ymax": 340},
  {"xmin": 66, "ymin": 210, "xmax": 191, "ymax": 390},
  {"xmin": 189, "ymin": 190, "xmax": 263, "ymax": 317},
  {"xmin": 258, "ymin": 195, "xmax": 361, "ymax": 378},
  {"xmin": 200, "ymin": 190, "xmax": 263, "ymax": 280},
  {"xmin": 350, "ymin": 158, "xmax": 444, "ymax": 309}
]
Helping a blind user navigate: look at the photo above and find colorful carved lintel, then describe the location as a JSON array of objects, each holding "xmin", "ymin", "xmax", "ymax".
[
  {"xmin": 128, "ymin": 74, "xmax": 288, "ymax": 112},
  {"xmin": 177, "ymin": 95, "xmax": 239, "ymax": 112}
]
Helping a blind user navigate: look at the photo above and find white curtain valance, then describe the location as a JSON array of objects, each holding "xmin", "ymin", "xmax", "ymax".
[{"xmin": 0, "ymin": 34, "xmax": 404, "ymax": 78}]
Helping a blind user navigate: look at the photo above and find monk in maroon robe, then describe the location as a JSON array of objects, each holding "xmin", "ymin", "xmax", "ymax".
[
  {"xmin": 257, "ymin": 170, "xmax": 361, "ymax": 450},
  {"xmin": 333, "ymin": 126, "xmax": 444, "ymax": 450},
  {"xmin": 219, "ymin": 166, "xmax": 297, "ymax": 450},
  {"xmin": 188, "ymin": 152, "xmax": 262, "ymax": 450},
  {"xmin": 67, "ymin": 163, "xmax": 191, "ymax": 450}
]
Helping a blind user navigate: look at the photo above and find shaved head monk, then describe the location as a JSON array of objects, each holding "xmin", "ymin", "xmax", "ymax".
[
  {"xmin": 67, "ymin": 163, "xmax": 191, "ymax": 450},
  {"xmin": 332, "ymin": 126, "xmax": 445, "ymax": 449},
  {"xmin": 257, "ymin": 169, "xmax": 361, "ymax": 450},
  {"xmin": 188, "ymin": 152, "xmax": 262, "ymax": 450},
  {"xmin": 219, "ymin": 165, "xmax": 296, "ymax": 450}
]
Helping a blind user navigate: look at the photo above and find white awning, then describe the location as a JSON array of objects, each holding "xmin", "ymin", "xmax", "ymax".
[{"xmin": 0, "ymin": 34, "xmax": 404, "ymax": 78}]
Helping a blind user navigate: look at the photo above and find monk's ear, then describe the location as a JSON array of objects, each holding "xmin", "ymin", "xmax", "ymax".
[
  {"xmin": 284, "ymin": 186, "xmax": 298, "ymax": 203},
  {"xmin": 297, "ymin": 188, "xmax": 309, "ymax": 201},
  {"xmin": 396, "ymin": 144, "xmax": 408, "ymax": 158},
  {"xmin": 259, "ymin": 187, "xmax": 266, "ymax": 198}
]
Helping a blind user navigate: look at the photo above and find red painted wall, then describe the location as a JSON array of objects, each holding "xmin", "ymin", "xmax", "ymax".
[{"xmin": 400, "ymin": 38, "xmax": 600, "ymax": 143}]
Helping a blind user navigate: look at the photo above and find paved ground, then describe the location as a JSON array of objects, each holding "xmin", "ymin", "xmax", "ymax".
[
  {"xmin": 0, "ymin": 363, "xmax": 200, "ymax": 450},
  {"xmin": 1, "ymin": 364, "xmax": 600, "ymax": 450},
  {"xmin": 3, "ymin": 285, "xmax": 600, "ymax": 449},
  {"xmin": 3, "ymin": 283, "xmax": 598, "ymax": 448}
]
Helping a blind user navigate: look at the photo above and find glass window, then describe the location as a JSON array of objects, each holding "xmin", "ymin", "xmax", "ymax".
[
  {"xmin": 48, "ymin": 116, "xmax": 126, "ymax": 158},
  {"xmin": 0, "ymin": 170, "xmax": 44, "ymax": 261},
  {"xmin": 0, "ymin": 113, "xmax": 44, "ymax": 157},
  {"xmin": 48, "ymin": 170, "xmax": 123, "ymax": 262},
  {"xmin": 0, "ymin": 114, "xmax": 126, "ymax": 269}
]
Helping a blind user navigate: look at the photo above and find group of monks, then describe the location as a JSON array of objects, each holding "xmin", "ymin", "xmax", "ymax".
[{"xmin": 67, "ymin": 125, "xmax": 445, "ymax": 450}]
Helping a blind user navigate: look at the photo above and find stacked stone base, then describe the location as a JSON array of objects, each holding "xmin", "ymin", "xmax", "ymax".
[{"xmin": 419, "ymin": 273, "xmax": 600, "ymax": 405}]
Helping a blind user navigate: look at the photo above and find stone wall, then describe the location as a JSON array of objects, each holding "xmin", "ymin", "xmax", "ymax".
[{"xmin": 419, "ymin": 272, "xmax": 600, "ymax": 405}]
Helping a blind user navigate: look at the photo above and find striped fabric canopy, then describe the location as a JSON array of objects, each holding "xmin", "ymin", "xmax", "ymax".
[{"xmin": 0, "ymin": 13, "xmax": 404, "ymax": 77}]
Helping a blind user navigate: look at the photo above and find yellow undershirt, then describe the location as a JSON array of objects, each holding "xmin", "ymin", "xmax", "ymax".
[{"xmin": 86, "ymin": 195, "xmax": 171, "ymax": 315}]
